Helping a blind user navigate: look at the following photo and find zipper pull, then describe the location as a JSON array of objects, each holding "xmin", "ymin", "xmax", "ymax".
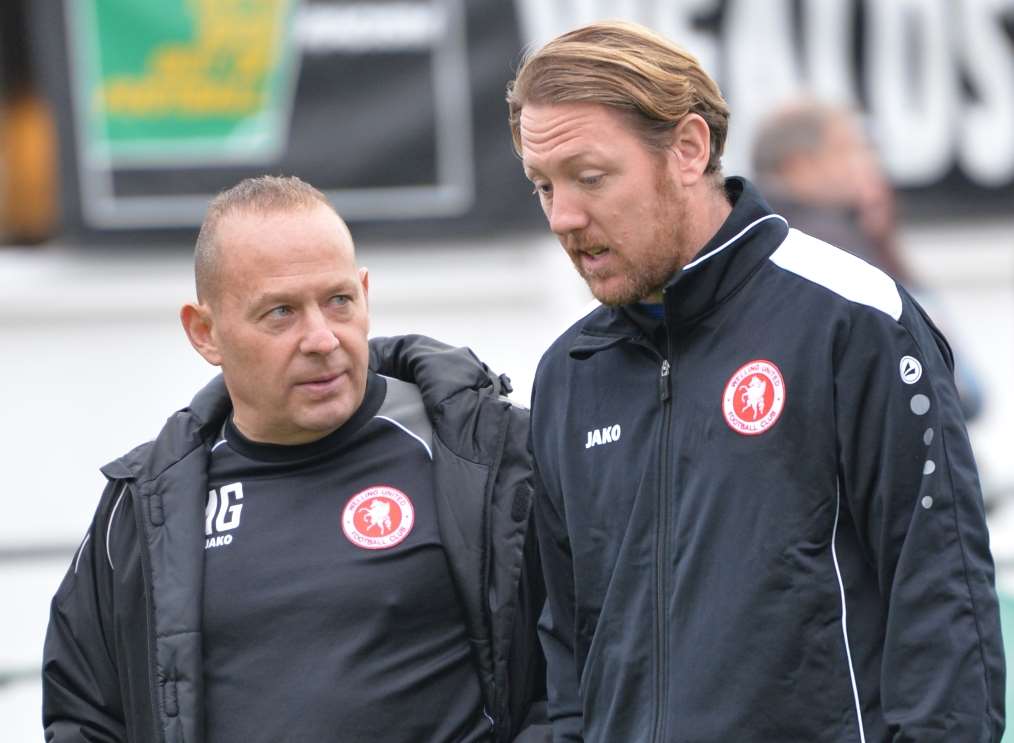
[{"xmin": 659, "ymin": 359, "xmax": 671, "ymax": 402}]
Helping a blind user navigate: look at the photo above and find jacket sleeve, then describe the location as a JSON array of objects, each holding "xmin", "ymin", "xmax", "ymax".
[
  {"xmin": 835, "ymin": 294, "xmax": 1004, "ymax": 741},
  {"xmin": 369, "ymin": 334, "xmax": 513, "ymax": 405},
  {"xmin": 508, "ymin": 507, "xmax": 552, "ymax": 743},
  {"xmin": 531, "ymin": 435, "xmax": 584, "ymax": 742},
  {"xmin": 372, "ymin": 334, "xmax": 551, "ymax": 740},
  {"xmin": 42, "ymin": 481, "xmax": 127, "ymax": 743}
]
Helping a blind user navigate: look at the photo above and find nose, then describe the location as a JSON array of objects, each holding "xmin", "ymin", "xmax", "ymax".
[
  {"xmin": 547, "ymin": 186, "xmax": 589, "ymax": 236},
  {"xmin": 299, "ymin": 309, "xmax": 340, "ymax": 356}
]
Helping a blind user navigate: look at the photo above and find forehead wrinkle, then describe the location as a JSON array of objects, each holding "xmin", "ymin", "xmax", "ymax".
[
  {"xmin": 520, "ymin": 106, "xmax": 603, "ymax": 144},
  {"xmin": 521, "ymin": 108, "xmax": 615, "ymax": 173},
  {"xmin": 219, "ymin": 214, "xmax": 355, "ymax": 276}
]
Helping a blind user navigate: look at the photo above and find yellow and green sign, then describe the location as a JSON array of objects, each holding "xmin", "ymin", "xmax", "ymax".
[{"xmin": 71, "ymin": 0, "xmax": 297, "ymax": 164}]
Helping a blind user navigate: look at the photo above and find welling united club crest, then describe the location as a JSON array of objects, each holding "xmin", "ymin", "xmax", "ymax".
[
  {"xmin": 341, "ymin": 486, "xmax": 415, "ymax": 550},
  {"xmin": 722, "ymin": 359, "xmax": 786, "ymax": 436}
]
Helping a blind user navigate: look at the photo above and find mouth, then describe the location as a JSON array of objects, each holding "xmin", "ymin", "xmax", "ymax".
[
  {"xmin": 296, "ymin": 372, "xmax": 345, "ymax": 395},
  {"xmin": 572, "ymin": 244, "xmax": 612, "ymax": 272}
]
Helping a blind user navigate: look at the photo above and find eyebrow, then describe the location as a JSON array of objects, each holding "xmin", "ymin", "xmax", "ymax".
[
  {"xmin": 254, "ymin": 279, "xmax": 359, "ymax": 308},
  {"xmin": 524, "ymin": 152, "xmax": 602, "ymax": 179}
]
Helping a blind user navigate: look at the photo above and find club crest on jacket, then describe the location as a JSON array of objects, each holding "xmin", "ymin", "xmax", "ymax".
[{"xmin": 722, "ymin": 359, "xmax": 786, "ymax": 435}]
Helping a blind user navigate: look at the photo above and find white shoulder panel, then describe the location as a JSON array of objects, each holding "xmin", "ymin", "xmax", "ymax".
[
  {"xmin": 376, "ymin": 376, "xmax": 434, "ymax": 460},
  {"xmin": 769, "ymin": 228, "xmax": 903, "ymax": 321}
]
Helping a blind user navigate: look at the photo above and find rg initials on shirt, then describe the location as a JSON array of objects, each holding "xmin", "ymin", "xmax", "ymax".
[
  {"xmin": 205, "ymin": 483, "xmax": 244, "ymax": 548},
  {"xmin": 586, "ymin": 424, "xmax": 621, "ymax": 449}
]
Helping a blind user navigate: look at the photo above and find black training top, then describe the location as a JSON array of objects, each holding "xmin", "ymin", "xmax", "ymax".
[{"xmin": 201, "ymin": 372, "xmax": 490, "ymax": 742}]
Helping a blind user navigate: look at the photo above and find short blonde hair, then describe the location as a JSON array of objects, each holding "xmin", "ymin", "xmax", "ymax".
[
  {"xmin": 507, "ymin": 20, "xmax": 730, "ymax": 174},
  {"xmin": 194, "ymin": 175, "xmax": 333, "ymax": 303}
]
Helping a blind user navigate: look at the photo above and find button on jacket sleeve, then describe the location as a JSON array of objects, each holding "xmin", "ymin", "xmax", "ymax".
[{"xmin": 834, "ymin": 289, "xmax": 1004, "ymax": 741}]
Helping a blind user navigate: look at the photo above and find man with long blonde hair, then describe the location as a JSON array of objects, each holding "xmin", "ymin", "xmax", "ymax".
[{"xmin": 510, "ymin": 20, "xmax": 1004, "ymax": 743}]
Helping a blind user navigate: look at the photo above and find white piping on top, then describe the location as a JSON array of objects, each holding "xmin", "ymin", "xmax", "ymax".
[
  {"xmin": 374, "ymin": 415, "xmax": 434, "ymax": 460},
  {"xmin": 681, "ymin": 214, "xmax": 788, "ymax": 271},
  {"xmin": 74, "ymin": 533, "xmax": 91, "ymax": 575},
  {"xmin": 106, "ymin": 482, "xmax": 128, "ymax": 570}
]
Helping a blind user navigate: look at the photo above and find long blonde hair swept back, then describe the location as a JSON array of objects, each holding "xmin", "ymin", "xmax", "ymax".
[{"xmin": 507, "ymin": 20, "xmax": 730, "ymax": 175}]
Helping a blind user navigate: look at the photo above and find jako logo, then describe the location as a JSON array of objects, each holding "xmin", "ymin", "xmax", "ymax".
[
  {"xmin": 205, "ymin": 482, "xmax": 243, "ymax": 549},
  {"xmin": 586, "ymin": 424, "xmax": 621, "ymax": 449}
]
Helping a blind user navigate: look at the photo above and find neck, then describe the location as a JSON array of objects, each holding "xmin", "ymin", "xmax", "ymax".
[
  {"xmin": 692, "ymin": 180, "xmax": 734, "ymax": 254},
  {"xmin": 642, "ymin": 178, "xmax": 733, "ymax": 305}
]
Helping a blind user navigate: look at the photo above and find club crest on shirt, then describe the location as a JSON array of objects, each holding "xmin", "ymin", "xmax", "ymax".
[
  {"xmin": 722, "ymin": 359, "xmax": 786, "ymax": 436},
  {"xmin": 341, "ymin": 486, "xmax": 415, "ymax": 550}
]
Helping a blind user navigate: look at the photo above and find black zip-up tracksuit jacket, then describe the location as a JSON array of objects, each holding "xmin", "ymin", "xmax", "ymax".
[
  {"xmin": 531, "ymin": 178, "xmax": 1004, "ymax": 742},
  {"xmin": 43, "ymin": 337, "xmax": 548, "ymax": 743}
]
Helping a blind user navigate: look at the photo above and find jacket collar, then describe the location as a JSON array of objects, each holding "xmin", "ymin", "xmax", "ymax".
[
  {"xmin": 569, "ymin": 177, "xmax": 787, "ymax": 358},
  {"xmin": 101, "ymin": 375, "xmax": 231, "ymax": 481}
]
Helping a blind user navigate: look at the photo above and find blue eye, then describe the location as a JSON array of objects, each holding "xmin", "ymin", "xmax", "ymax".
[
  {"xmin": 268, "ymin": 305, "xmax": 292, "ymax": 318},
  {"xmin": 579, "ymin": 174, "xmax": 604, "ymax": 187}
]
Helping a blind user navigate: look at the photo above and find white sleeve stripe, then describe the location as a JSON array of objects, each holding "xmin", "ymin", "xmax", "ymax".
[
  {"xmin": 682, "ymin": 214, "xmax": 788, "ymax": 271},
  {"xmin": 73, "ymin": 533, "xmax": 91, "ymax": 575},
  {"xmin": 106, "ymin": 483, "xmax": 128, "ymax": 571},
  {"xmin": 211, "ymin": 438, "xmax": 228, "ymax": 452},
  {"xmin": 374, "ymin": 415, "xmax": 434, "ymax": 460}
]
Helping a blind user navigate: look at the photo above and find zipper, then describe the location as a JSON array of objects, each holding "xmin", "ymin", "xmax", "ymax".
[
  {"xmin": 652, "ymin": 343, "xmax": 673, "ymax": 743},
  {"xmin": 481, "ymin": 405, "xmax": 511, "ymax": 738},
  {"xmin": 132, "ymin": 482, "xmax": 165, "ymax": 743}
]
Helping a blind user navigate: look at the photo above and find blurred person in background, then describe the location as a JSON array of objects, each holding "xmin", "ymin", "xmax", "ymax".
[
  {"xmin": 751, "ymin": 99, "xmax": 906, "ymax": 280},
  {"xmin": 508, "ymin": 20, "xmax": 1004, "ymax": 743},
  {"xmin": 752, "ymin": 98, "xmax": 984, "ymax": 421},
  {"xmin": 41, "ymin": 176, "xmax": 548, "ymax": 743}
]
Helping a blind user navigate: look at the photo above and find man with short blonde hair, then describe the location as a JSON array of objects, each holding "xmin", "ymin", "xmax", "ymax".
[
  {"xmin": 193, "ymin": 175, "xmax": 337, "ymax": 304},
  {"xmin": 42, "ymin": 175, "xmax": 549, "ymax": 742}
]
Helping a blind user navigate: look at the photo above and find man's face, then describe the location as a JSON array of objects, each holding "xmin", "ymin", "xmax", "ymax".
[
  {"xmin": 787, "ymin": 115, "xmax": 879, "ymax": 208},
  {"xmin": 200, "ymin": 203, "xmax": 370, "ymax": 444},
  {"xmin": 520, "ymin": 101, "xmax": 691, "ymax": 305}
]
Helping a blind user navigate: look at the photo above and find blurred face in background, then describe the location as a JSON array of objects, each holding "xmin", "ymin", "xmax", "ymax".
[
  {"xmin": 779, "ymin": 113, "xmax": 888, "ymax": 210},
  {"xmin": 183, "ymin": 202, "xmax": 370, "ymax": 444},
  {"xmin": 784, "ymin": 113, "xmax": 895, "ymax": 242},
  {"xmin": 519, "ymin": 101, "xmax": 695, "ymax": 306}
]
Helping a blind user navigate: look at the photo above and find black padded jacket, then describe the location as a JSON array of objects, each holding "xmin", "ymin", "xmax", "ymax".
[{"xmin": 43, "ymin": 336, "xmax": 548, "ymax": 743}]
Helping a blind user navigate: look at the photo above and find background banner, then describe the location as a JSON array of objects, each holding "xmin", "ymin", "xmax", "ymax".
[
  {"xmin": 29, "ymin": 0, "xmax": 1014, "ymax": 242},
  {"xmin": 71, "ymin": 0, "xmax": 296, "ymax": 165}
]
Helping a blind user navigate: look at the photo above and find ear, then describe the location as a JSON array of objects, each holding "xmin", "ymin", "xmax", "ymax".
[
  {"xmin": 358, "ymin": 266, "xmax": 371, "ymax": 333},
  {"xmin": 358, "ymin": 266, "xmax": 369, "ymax": 300},
  {"xmin": 668, "ymin": 113, "xmax": 712, "ymax": 186},
  {"xmin": 180, "ymin": 302, "xmax": 223, "ymax": 366}
]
